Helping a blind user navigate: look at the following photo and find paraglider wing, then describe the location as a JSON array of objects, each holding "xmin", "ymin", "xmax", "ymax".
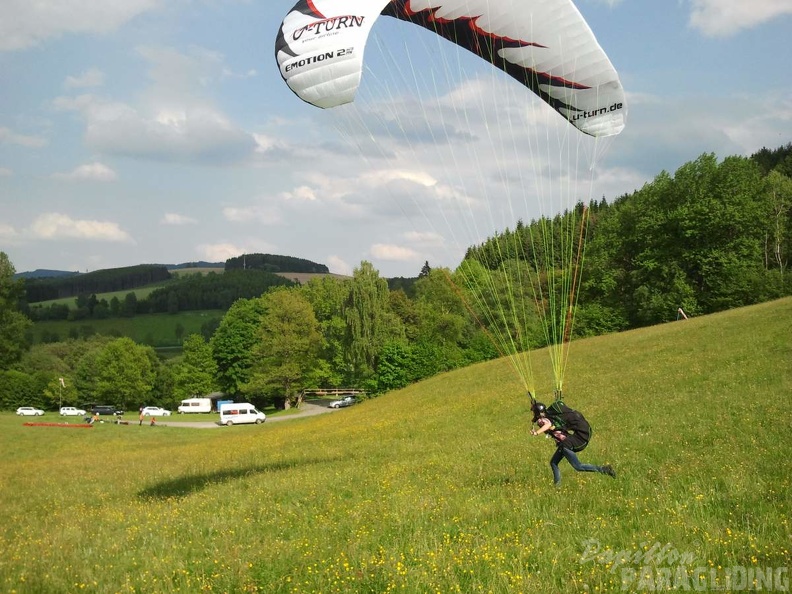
[
  {"xmin": 382, "ymin": 0, "xmax": 625, "ymax": 137},
  {"xmin": 275, "ymin": 0, "xmax": 392, "ymax": 109},
  {"xmin": 276, "ymin": 0, "xmax": 626, "ymax": 137}
]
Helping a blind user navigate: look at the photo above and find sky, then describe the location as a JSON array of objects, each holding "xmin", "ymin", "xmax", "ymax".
[{"xmin": 1, "ymin": 0, "xmax": 791, "ymax": 278}]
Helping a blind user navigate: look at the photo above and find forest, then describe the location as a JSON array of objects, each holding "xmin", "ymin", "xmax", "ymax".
[
  {"xmin": 20, "ymin": 257, "xmax": 321, "ymax": 321},
  {"xmin": 23, "ymin": 264, "xmax": 172, "ymax": 302},
  {"xmin": 225, "ymin": 253, "xmax": 330, "ymax": 273},
  {"xmin": 1, "ymin": 145, "xmax": 790, "ymax": 412}
]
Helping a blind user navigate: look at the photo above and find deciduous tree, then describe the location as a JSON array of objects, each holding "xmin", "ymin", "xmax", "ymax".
[
  {"xmin": 210, "ymin": 296, "xmax": 268, "ymax": 396},
  {"xmin": 0, "ymin": 252, "xmax": 32, "ymax": 369},
  {"xmin": 300, "ymin": 276, "xmax": 350, "ymax": 387},
  {"xmin": 76, "ymin": 337, "xmax": 156, "ymax": 408},
  {"xmin": 246, "ymin": 289, "xmax": 323, "ymax": 408},
  {"xmin": 172, "ymin": 334, "xmax": 218, "ymax": 401},
  {"xmin": 343, "ymin": 261, "xmax": 401, "ymax": 385}
]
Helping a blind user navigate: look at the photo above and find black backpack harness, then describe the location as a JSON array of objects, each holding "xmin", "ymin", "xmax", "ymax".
[{"xmin": 531, "ymin": 394, "xmax": 592, "ymax": 453}]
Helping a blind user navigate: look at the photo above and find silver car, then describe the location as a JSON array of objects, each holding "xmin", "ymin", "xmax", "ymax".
[
  {"xmin": 60, "ymin": 406, "xmax": 87, "ymax": 416},
  {"xmin": 16, "ymin": 407, "xmax": 45, "ymax": 416},
  {"xmin": 329, "ymin": 396, "xmax": 356, "ymax": 409},
  {"xmin": 141, "ymin": 406, "xmax": 172, "ymax": 417}
]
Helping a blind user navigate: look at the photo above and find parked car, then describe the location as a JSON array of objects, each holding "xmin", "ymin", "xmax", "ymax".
[
  {"xmin": 91, "ymin": 405, "xmax": 124, "ymax": 416},
  {"xmin": 141, "ymin": 406, "xmax": 172, "ymax": 417},
  {"xmin": 59, "ymin": 406, "xmax": 87, "ymax": 416},
  {"xmin": 329, "ymin": 395, "xmax": 356, "ymax": 409},
  {"xmin": 16, "ymin": 406, "xmax": 45, "ymax": 416}
]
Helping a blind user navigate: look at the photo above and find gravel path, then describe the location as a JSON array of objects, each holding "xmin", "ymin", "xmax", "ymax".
[{"xmin": 155, "ymin": 401, "xmax": 335, "ymax": 429}]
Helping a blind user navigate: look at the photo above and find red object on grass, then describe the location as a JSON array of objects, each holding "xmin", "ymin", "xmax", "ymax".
[{"xmin": 23, "ymin": 422, "xmax": 94, "ymax": 428}]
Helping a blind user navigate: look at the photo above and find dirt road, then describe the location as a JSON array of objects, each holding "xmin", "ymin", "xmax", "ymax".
[{"xmin": 156, "ymin": 401, "xmax": 335, "ymax": 429}]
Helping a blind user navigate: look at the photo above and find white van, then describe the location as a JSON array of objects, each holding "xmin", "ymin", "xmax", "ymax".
[
  {"xmin": 177, "ymin": 398, "xmax": 212, "ymax": 414},
  {"xmin": 219, "ymin": 402, "xmax": 266, "ymax": 426}
]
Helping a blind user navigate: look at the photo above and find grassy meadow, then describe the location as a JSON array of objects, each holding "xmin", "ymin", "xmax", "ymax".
[
  {"xmin": 1, "ymin": 298, "xmax": 790, "ymax": 593},
  {"xmin": 32, "ymin": 282, "xmax": 171, "ymax": 310}
]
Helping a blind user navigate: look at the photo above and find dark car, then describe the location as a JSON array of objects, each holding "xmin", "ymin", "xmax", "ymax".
[{"xmin": 90, "ymin": 405, "xmax": 124, "ymax": 416}]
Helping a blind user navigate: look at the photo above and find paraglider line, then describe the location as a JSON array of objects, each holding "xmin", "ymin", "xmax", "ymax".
[{"xmin": 563, "ymin": 205, "xmax": 589, "ymax": 345}]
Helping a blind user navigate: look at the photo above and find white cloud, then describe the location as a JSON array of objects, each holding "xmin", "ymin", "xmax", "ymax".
[
  {"xmin": 90, "ymin": 106, "xmax": 254, "ymax": 163},
  {"xmin": 50, "ymin": 43, "xmax": 259, "ymax": 164},
  {"xmin": 0, "ymin": 127, "xmax": 48, "ymax": 148},
  {"xmin": 280, "ymin": 186, "xmax": 317, "ymax": 201},
  {"xmin": 64, "ymin": 68, "xmax": 105, "ymax": 89},
  {"xmin": 0, "ymin": 0, "xmax": 162, "ymax": 51},
  {"xmin": 52, "ymin": 162, "xmax": 117, "ymax": 181},
  {"xmin": 136, "ymin": 44, "xmax": 224, "ymax": 97},
  {"xmin": 370, "ymin": 243, "xmax": 421, "ymax": 262},
  {"xmin": 719, "ymin": 95, "xmax": 792, "ymax": 154},
  {"xmin": 223, "ymin": 204, "xmax": 283, "ymax": 225},
  {"xmin": 29, "ymin": 213, "xmax": 133, "ymax": 242},
  {"xmin": 0, "ymin": 223, "xmax": 18, "ymax": 240},
  {"xmin": 591, "ymin": 166, "xmax": 650, "ymax": 200},
  {"xmin": 161, "ymin": 213, "xmax": 197, "ymax": 226},
  {"xmin": 253, "ymin": 134, "xmax": 276, "ymax": 153},
  {"xmin": 0, "ymin": 167, "xmax": 13, "ymax": 177},
  {"xmin": 362, "ymin": 169, "xmax": 438, "ymax": 188},
  {"xmin": 195, "ymin": 242, "xmax": 245, "ymax": 262},
  {"xmin": 51, "ymin": 94, "xmax": 100, "ymax": 113},
  {"xmin": 614, "ymin": 90, "xmax": 792, "ymax": 181},
  {"xmin": 53, "ymin": 93, "xmax": 256, "ymax": 164},
  {"xmin": 688, "ymin": 0, "xmax": 792, "ymax": 36},
  {"xmin": 326, "ymin": 255, "xmax": 352, "ymax": 276},
  {"xmin": 404, "ymin": 230, "xmax": 445, "ymax": 247}
]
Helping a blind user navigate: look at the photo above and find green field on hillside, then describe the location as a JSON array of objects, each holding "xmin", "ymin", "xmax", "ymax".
[
  {"xmin": 30, "ymin": 310, "xmax": 223, "ymax": 347},
  {"xmin": 2, "ymin": 298, "xmax": 790, "ymax": 593},
  {"xmin": 30, "ymin": 267, "xmax": 224, "ymax": 309},
  {"xmin": 169, "ymin": 267, "xmax": 225, "ymax": 277},
  {"xmin": 30, "ymin": 282, "xmax": 170, "ymax": 309}
]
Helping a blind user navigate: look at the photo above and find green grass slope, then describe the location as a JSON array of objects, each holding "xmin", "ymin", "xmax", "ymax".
[
  {"xmin": 31, "ymin": 281, "xmax": 172, "ymax": 309},
  {"xmin": 1, "ymin": 298, "xmax": 790, "ymax": 593}
]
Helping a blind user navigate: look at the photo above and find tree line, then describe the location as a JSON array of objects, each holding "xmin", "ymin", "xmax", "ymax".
[
  {"xmin": 24, "ymin": 270, "xmax": 296, "ymax": 322},
  {"xmin": 23, "ymin": 264, "xmax": 172, "ymax": 302},
  {"xmin": 467, "ymin": 146, "xmax": 792, "ymax": 333},
  {"xmin": 1, "ymin": 260, "xmax": 492, "ymax": 411},
  {"xmin": 1, "ymin": 145, "xmax": 790, "ymax": 412},
  {"xmin": 225, "ymin": 253, "xmax": 329, "ymax": 273},
  {"xmin": 21, "ymin": 253, "xmax": 328, "ymax": 308}
]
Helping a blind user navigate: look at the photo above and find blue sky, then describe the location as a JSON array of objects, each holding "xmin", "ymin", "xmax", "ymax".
[{"xmin": 1, "ymin": 0, "xmax": 791, "ymax": 278}]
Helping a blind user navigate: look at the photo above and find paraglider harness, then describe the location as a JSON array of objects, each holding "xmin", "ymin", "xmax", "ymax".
[{"xmin": 530, "ymin": 392, "xmax": 592, "ymax": 453}]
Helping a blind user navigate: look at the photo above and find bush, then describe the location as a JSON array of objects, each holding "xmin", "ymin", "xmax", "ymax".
[{"xmin": 0, "ymin": 370, "xmax": 44, "ymax": 410}]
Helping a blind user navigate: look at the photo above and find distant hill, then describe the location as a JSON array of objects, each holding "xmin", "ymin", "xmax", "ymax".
[
  {"xmin": 14, "ymin": 269, "xmax": 81, "ymax": 280},
  {"xmin": 164, "ymin": 262, "xmax": 224, "ymax": 271},
  {"xmin": 17, "ymin": 255, "xmax": 343, "ymax": 305},
  {"xmin": 225, "ymin": 253, "xmax": 329, "ymax": 274},
  {"xmin": 23, "ymin": 264, "xmax": 172, "ymax": 302},
  {"xmin": 16, "ymin": 256, "xmax": 410, "ymax": 293},
  {"xmin": 15, "ymin": 262, "xmax": 225, "ymax": 280}
]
